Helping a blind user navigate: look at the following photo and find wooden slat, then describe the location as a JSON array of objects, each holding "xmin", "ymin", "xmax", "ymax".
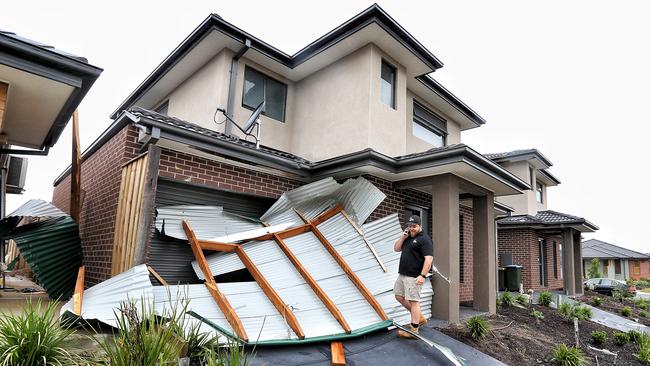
[
  {"xmin": 273, "ymin": 233, "xmax": 351, "ymax": 333},
  {"xmin": 0, "ymin": 82, "xmax": 8, "ymax": 131},
  {"xmin": 73, "ymin": 266, "xmax": 85, "ymax": 315},
  {"xmin": 198, "ymin": 241, "xmax": 238, "ymax": 252},
  {"xmin": 312, "ymin": 204, "xmax": 344, "ymax": 226},
  {"xmin": 111, "ymin": 166, "xmax": 129, "ymax": 275},
  {"xmin": 292, "ymin": 208, "xmax": 311, "ymax": 224},
  {"xmin": 276, "ymin": 224, "xmax": 312, "ymax": 239},
  {"xmin": 310, "ymin": 223, "xmax": 388, "ymax": 321},
  {"xmin": 147, "ymin": 265, "xmax": 168, "ymax": 286},
  {"xmin": 182, "ymin": 220, "xmax": 248, "ymax": 341},
  {"xmin": 70, "ymin": 110, "xmax": 81, "ymax": 222},
  {"xmin": 340, "ymin": 210, "xmax": 387, "ymax": 273},
  {"xmin": 235, "ymin": 246, "xmax": 306, "ymax": 339},
  {"xmin": 126, "ymin": 157, "xmax": 148, "ymax": 269},
  {"xmin": 331, "ymin": 342, "xmax": 346, "ymax": 366}
]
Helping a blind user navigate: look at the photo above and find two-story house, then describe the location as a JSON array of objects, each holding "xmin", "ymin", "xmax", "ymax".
[
  {"xmin": 487, "ymin": 149, "xmax": 598, "ymax": 295},
  {"xmin": 51, "ymin": 4, "xmax": 534, "ymax": 323}
]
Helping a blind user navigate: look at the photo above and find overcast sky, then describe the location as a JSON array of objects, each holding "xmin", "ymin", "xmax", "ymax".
[{"xmin": 3, "ymin": 1, "xmax": 649, "ymax": 253}]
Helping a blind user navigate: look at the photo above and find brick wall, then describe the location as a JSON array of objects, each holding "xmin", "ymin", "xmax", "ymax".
[
  {"xmin": 459, "ymin": 205, "xmax": 474, "ymax": 302},
  {"xmin": 497, "ymin": 228, "xmax": 564, "ymax": 292},
  {"xmin": 157, "ymin": 149, "xmax": 303, "ymax": 199},
  {"xmin": 52, "ymin": 124, "xmax": 140, "ymax": 285}
]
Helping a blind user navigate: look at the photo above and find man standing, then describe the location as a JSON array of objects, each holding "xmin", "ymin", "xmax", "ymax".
[{"xmin": 393, "ymin": 215, "xmax": 433, "ymax": 338}]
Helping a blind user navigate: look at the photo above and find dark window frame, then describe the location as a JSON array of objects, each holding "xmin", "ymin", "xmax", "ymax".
[
  {"xmin": 155, "ymin": 100, "xmax": 169, "ymax": 115},
  {"xmin": 536, "ymin": 181, "xmax": 544, "ymax": 203},
  {"xmin": 412, "ymin": 100, "xmax": 447, "ymax": 147},
  {"xmin": 380, "ymin": 59, "xmax": 396, "ymax": 109},
  {"xmin": 553, "ymin": 241, "xmax": 558, "ymax": 279},
  {"xmin": 242, "ymin": 66, "xmax": 288, "ymax": 122}
]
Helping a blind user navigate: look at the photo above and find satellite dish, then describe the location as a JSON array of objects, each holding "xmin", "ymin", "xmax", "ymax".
[{"xmin": 243, "ymin": 101, "xmax": 265, "ymax": 133}]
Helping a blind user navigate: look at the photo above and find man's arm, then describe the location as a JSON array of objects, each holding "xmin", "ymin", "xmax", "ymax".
[
  {"xmin": 416, "ymin": 256, "xmax": 433, "ymax": 285},
  {"xmin": 394, "ymin": 230, "xmax": 408, "ymax": 252}
]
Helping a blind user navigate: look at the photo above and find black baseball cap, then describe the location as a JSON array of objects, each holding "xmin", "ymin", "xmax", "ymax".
[{"xmin": 407, "ymin": 215, "xmax": 421, "ymax": 225}]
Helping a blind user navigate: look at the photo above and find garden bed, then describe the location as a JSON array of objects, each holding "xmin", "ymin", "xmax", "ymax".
[
  {"xmin": 577, "ymin": 290, "xmax": 650, "ymax": 326},
  {"xmin": 437, "ymin": 304, "xmax": 646, "ymax": 365}
]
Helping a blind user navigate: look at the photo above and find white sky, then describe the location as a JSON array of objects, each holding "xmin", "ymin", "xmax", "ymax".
[{"xmin": 3, "ymin": 1, "xmax": 649, "ymax": 253}]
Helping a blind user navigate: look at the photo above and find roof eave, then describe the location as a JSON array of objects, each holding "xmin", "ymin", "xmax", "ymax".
[{"xmin": 416, "ymin": 75, "xmax": 486, "ymax": 129}]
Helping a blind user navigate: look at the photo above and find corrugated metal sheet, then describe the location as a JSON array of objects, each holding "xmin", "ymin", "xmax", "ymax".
[
  {"xmin": 8, "ymin": 199, "xmax": 67, "ymax": 218},
  {"xmin": 3, "ymin": 216, "xmax": 81, "ymax": 299},
  {"xmin": 149, "ymin": 179, "xmax": 274, "ymax": 284},
  {"xmin": 155, "ymin": 205, "xmax": 262, "ymax": 241},
  {"xmin": 61, "ymin": 264, "xmax": 154, "ymax": 327}
]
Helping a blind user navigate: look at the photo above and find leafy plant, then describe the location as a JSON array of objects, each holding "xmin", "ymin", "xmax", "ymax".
[
  {"xmin": 515, "ymin": 294, "xmax": 528, "ymax": 307},
  {"xmin": 465, "ymin": 316, "xmax": 491, "ymax": 340},
  {"xmin": 629, "ymin": 330, "xmax": 642, "ymax": 344},
  {"xmin": 591, "ymin": 330, "xmax": 607, "ymax": 345},
  {"xmin": 640, "ymin": 310, "xmax": 648, "ymax": 318},
  {"xmin": 636, "ymin": 299, "xmax": 649, "ymax": 311},
  {"xmin": 538, "ymin": 291, "xmax": 553, "ymax": 307},
  {"xmin": 592, "ymin": 297, "xmax": 603, "ymax": 307},
  {"xmin": 500, "ymin": 292, "xmax": 514, "ymax": 307},
  {"xmin": 531, "ymin": 309, "xmax": 544, "ymax": 324},
  {"xmin": 552, "ymin": 344, "xmax": 586, "ymax": 366},
  {"xmin": 621, "ymin": 306, "xmax": 632, "ymax": 317},
  {"xmin": 0, "ymin": 300, "xmax": 75, "ymax": 366},
  {"xmin": 636, "ymin": 332, "xmax": 650, "ymax": 364},
  {"xmin": 587, "ymin": 258, "xmax": 601, "ymax": 279},
  {"xmin": 171, "ymin": 316, "xmax": 219, "ymax": 359},
  {"xmin": 614, "ymin": 332, "xmax": 630, "ymax": 346},
  {"xmin": 573, "ymin": 305, "xmax": 592, "ymax": 321},
  {"xmin": 202, "ymin": 338, "xmax": 251, "ymax": 366},
  {"xmin": 558, "ymin": 303, "xmax": 573, "ymax": 320}
]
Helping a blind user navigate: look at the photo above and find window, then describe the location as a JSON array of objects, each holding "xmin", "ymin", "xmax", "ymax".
[
  {"xmin": 243, "ymin": 67, "xmax": 287, "ymax": 122},
  {"xmin": 380, "ymin": 61, "xmax": 396, "ymax": 108},
  {"xmin": 615, "ymin": 259, "xmax": 621, "ymax": 275},
  {"xmin": 412, "ymin": 101, "xmax": 447, "ymax": 148},
  {"xmin": 536, "ymin": 181, "xmax": 544, "ymax": 203},
  {"xmin": 529, "ymin": 167, "xmax": 535, "ymax": 188},
  {"xmin": 633, "ymin": 261, "xmax": 641, "ymax": 276},
  {"xmin": 538, "ymin": 238, "xmax": 547, "ymax": 286},
  {"xmin": 553, "ymin": 241, "xmax": 558, "ymax": 278},
  {"xmin": 559, "ymin": 243, "xmax": 563, "ymax": 279},
  {"xmin": 155, "ymin": 100, "xmax": 169, "ymax": 115}
]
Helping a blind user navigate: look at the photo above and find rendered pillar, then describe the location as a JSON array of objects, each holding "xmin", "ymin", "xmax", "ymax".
[
  {"xmin": 430, "ymin": 174, "xmax": 460, "ymax": 323},
  {"xmin": 562, "ymin": 229, "xmax": 576, "ymax": 296},
  {"xmin": 473, "ymin": 192, "xmax": 496, "ymax": 314},
  {"xmin": 573, "ymin": 231, "xmax": 583, "ymax": 296}
]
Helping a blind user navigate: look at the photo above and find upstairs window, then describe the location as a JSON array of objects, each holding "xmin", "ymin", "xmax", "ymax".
[
  {"xmin": 536, "ymin": 181, "xmax": 544, "ymax": 203},
  {"xmin": 380, "ymin": 61, "xmax": 396, "ymax": 108},
  {"xmin": 243, "ymin": 67, "xmax": 287, "ymax": 122},
  {"xmin": 412, "ymin": 101, "xmax": 447, "ymax": 148}
]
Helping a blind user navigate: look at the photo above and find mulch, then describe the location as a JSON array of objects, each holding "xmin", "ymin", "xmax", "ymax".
[
  {"xmin": 437, "ymin": 304, "xmax": 646, "ymax": 365},
  {"xmin": 577, "ymin": 290, "xmax": 650, "ymax": 326}
]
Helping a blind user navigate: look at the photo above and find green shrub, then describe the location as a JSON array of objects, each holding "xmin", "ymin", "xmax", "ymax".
[
  {"xmin": 636, "ymin": 299, "xmax": 649, "ymax": 311},
  {"xmin": 538, "ymin": 291, "xmax": 553, "ymax": 307},
  {"xmin": 558, "ymin": 303, "xmax": 573, "ymax": 320},
  {"xmin": 614, "ymin": 332, "xmax": 630, "ymax": 346},
  {"xmin": 621, "ymin": 306, "xmax": 632, "ymax": 317},
  {"xmin": 202, "ymin": 339, "xmax": 250, "ymax": 366},
  {"xmin": 592, "ymin": 297, "xmax": 603, "ymax": 307},
  {"xmin": 515, "ymin": 294, "xmax": 528, "ymax": 306},
  {"xmin": 531, "ymin": 309, "xmax": 544, "ymax": 323},
  {"xmin": 587, "ymin": 258, "xmax": 601, "ymax": 279},
  {"xmin": 0, "ymin": 300, "xmax": 75, "ymax": 366},
  {"xmin": 629, "ymin": 330, "xmax": 642, "ymax": 343},
  {"xmin": 552, "ymin": 344, "xmax": 586, "ymax": 366},
  {"xmin": 174, "ymin": 318, "xmax": 219, "ymax": 359},
  {"xmin": 465, "ymin": 316, "xmax": 491, "ymax": 340},
  {"xmin": 573, "ymin": 306, "xmax": 592, "ymax": 321},
  {"xmin": 636, "ymin": 333, "xmax": 650, "ymax": 364},
  {"xmin": 640, "ymin": 310, "xmax": 648, "ymax": 318},
  {"xmin": 500, "ymin": 292, "xmax": 514, "ymax": 307},
  {"xmin": 591, "ymin": 330, "xmax": 607, "ymax": 345}
]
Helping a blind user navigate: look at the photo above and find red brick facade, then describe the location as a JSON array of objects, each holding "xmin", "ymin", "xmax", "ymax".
[
  {"xmin": 497, "ymin": 228, "xmax": 564, "ymax": 292},
  {"xmin": 459, "ymin": 206, "xmax": 474, "ymax": 303},
  {"xmin": 52, "ymin": 124, "xmax": 140, "ymax": 285}
]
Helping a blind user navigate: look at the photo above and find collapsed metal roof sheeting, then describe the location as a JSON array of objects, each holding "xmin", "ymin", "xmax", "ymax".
[
  {"xmin": 155, "ymin": 205, "xmax": 262, "ymax": 240},
  {"xmin": 8, "ymin": 199, "xmax": 68, "ymax": 218},
  {"xmin": 3, "ymin": 216, "xmax": 81, "ymax": 299},
  {"xmin": 61, "ymin": 264, "xmax": 154, "ymax": 327}
]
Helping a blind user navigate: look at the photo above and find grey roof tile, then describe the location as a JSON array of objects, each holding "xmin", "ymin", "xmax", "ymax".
[
  {"xmin": 0, "ymin": 29, "xmax": 88, "ymax": 63},
  {"xmin": 498, "ymin": 210, "xmax": 598, "ymax": 230},
  {"xmin": 581, "ymin": 239, "xmax": 650, "ymax": 259}
]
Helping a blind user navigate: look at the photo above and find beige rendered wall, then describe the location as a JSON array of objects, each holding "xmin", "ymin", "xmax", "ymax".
[
  {"xmin": 495, "ymin": 161, "xmax": 538, "ymax": 215},
  {"xmin": 165, "ymin": 49, "xmax": 232, "ymax": 131},
  {"xmin": 291, "ymin": 45, "xmax": 373, "ymax": 161}
]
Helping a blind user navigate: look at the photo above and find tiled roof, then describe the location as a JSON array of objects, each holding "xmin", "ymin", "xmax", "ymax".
[
  {"xmin": 581, "ymin": 239, "xmax": 650, "ymax": 260},
  {"xmin": 129, "ymin": 107, "xmax": 311, "ymax": 165},
  {"xmin": 0, "ymin": 29, "xmax": 88, "ymax": 63},
  {"xmin": 484, "ymin": 149, "xmax": 537, "ymax": 160},
  {"xmin": 498, "ymin": 210, "xmax": 598, "ymax": 230}
]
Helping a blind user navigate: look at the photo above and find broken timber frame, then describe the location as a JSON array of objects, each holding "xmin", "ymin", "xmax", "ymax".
[{"xmin": 73, "ymin": 266, "xmax": 85, "ymax": 315}]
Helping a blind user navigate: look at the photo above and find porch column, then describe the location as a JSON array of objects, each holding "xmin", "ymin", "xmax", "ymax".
[
  {"xmin": 472, "ymin": 192, "xmax": 496, "ymax": 314},
  {"xmin": 562, "ymin": 228, "xmax": 576, "ymax": 296},
  {"xmin": 430, "ymin": 174, "xmax": 460, "ymax": 323},
  {"xmin": 573, "ymin": 231, "xmax": 583, "ymax": 296}
]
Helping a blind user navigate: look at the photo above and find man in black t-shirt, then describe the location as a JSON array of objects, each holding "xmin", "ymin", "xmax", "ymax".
[{"xmin": 393, "ymin": 215, "xmax": 433, "ymax": 339}]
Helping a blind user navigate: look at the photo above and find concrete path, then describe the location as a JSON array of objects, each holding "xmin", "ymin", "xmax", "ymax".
[
  {"xmin": 251, "ymin": 324, "xmax": 506, "ymax": 366},
  {"xmin": 636, "ymin": 291, "xmax": 650, "ymax": 301},
  {"xmin": 560, "ymin": 295, "xmax": 649, "ymax": 333}
]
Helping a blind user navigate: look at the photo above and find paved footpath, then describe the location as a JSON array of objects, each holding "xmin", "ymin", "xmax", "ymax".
[{"xmin": 561, "ymin": 295, "xmax": 649, "ymax": 333}]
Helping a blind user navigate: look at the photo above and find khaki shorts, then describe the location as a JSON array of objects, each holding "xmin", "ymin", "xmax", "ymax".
[{"xmin": 394, "ymin": 274, "xmax": 422, "ymax": 302}]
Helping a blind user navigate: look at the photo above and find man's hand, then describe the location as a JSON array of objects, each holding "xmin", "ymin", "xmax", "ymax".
[{"xmin": 416, "ymin": 275, "xmax": 425, "ymax": 285}]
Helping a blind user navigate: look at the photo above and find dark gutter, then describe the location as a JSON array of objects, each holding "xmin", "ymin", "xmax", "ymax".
[
  {"xmin": 488, "ymin": 148, "xmax": 554, "ymax": 168},
  {"xmin": 416, "ymin": 75, "xmax": 486, "ymax": 128},
  {"xmin": 0, "ymin": 32, "xmax": 103, "ymax": 150},
  {"xmin": 0, "ymin": 147, "xmax": 49, "ymax": 156},
  {"xmin": 538, "ymin": 169, "xmax": 561, "ymax": 185},
  {"xmin": 110, "ymin": 4, "xmax": 444, "ymax": 119}
]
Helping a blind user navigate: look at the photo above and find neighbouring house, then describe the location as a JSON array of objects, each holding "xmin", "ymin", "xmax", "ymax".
[
  {"xmin": 582, "ymin": 239, "xmax": 650, "ymax": 281},
  {"xmin": 0, "ymin": 30, "xmax": 101, "ymax": 287},
  {"xmin": 487, "ymin": 149, "xmax": 598, "ymax": 295},
  {"xmin": 51, "ymin": 4, "xmax": 535, "ymax": 323}
]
